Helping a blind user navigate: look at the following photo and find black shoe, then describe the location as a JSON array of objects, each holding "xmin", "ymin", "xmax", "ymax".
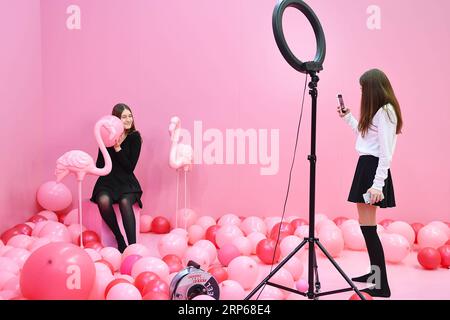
[
  {"xmin": 361, "ymin": 286, "xmax": 391, "ymax": 298},
  {"xmin": 351, "ymin": 272, "xmax": 374, "ymax": 283}
]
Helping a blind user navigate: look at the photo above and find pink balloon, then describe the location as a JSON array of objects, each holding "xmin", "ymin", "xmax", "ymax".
[
  {"xmin": 188, "ymin": 225, "xmax": 205, "ymax": 245},
  {"xmin": 192, "ymin": 294, "xmax": 216, "ymax": 300},
  {"xmin": 183, "ymin": 246, "xmax": 211, "ymax": 270},
  {"xmin": 196, "ymin": 216, "xmax": 216, "ymax": 230},
  {"xmin": 247, "ymin": 232, "xmax": 266, "ymax": 255},
  {"xmin": 99, "ymin": 247, "xmax": 122, "ymax": 272},
  {"xmin": 106, "ymin": 282, "xmax": 142, "ymax": 300},
  {"xmin": 0, "ymin": 257, "xmax": 20, "ymax": 275},
  {"xmin": 227, "ymin": 256, "xmax": 259, "ymax": 290},
  {"xmin": 280, "ymin": 235, "xmax": 303, "ymax": 258},
  {"xmin": 217, "ymin": 244, "xmax": 241, "ymax": 267},
  {"xmin": 67, "ymin": 224, "xmax": 86, "ymax": 244},
  {"xmin": 380, "ymin": 233, "xmax": 410, "ymax": 263},
  {"xmin": 2, "ymin": 275, "xmax": 21, "ymax": 297},
  {"xmin": 341, "ymin": 223, "xmax": 366, "ymax": 251},
  {"xmin": 120, "ymin": 255, "xmax": 143, "ymax": 276},
  {"xmin": 63, "ymin": 209, "xmax": 79, "ymax": 226},
  {"xmin": 84, "ymin": 248, "xmax": 102, "ymax": 262},
  {"xmin": 31, "ymin": 221, "xmax": 50, "ymax": 237},
  {"xmin": 315, "ymin": 219, "xmax": 337, "ymax": 233},
  {"xmin": 131, "ymin": 257, "xmax": 170, "ymax": 280},
  {"xmin": 387, "ymin": 221, "xmax": 416, "ymax": 246},
  {"xmin": 270, "ymin": 267, "xmax": 294, "ymax": 297},
  {"xmin": 37, "ymin": 210, "xmax": 59, "ymax": 222},
  {"xmin": 175, "ymin": 208, "xmax": 197, "ymax": 229},
  {"xmin": 158, "ymin": 233, "xmax": 188, "ymax": 258},
  {"xmin": 193, "ymin": 240, "xmax": 217, "ymax": 264},
  {"xmin": 418, "ymin": 225, "xmax": 448, "ymax": 249},
  {"xmin": 231, "ymin": 236, "xmax": 252, "ymax": 256},
  {"xmin": 257, "ymin": 285, "xmax": 284, "ymax": 300},
  {"xmin": 170, "ymin": 228, "xmax": 189, "ymax": 240},
  {"xmin": 7, "ymin": 235, "xmax": 33, "ymax": 249},
  {"xmin": 427, "ymin": 221, "xmax": 450, "ymax": 238},
  {"xmin": 215, "ymin": 225, "xmax": 244, "ymax": 248},
  {"xmin": 318, "ymin": 226, "xmax": 344, "ymax": 258},
  {"xmin": 20, "ymin": 242, "xmax": 95, "ymax": 299},
  {"xmin": 240, "ymin": 217, "xmax": 267, "ymax": 236},
  {"xmin": 218, "ymin": 214, "xmax": 241, "ymax": 227},
  {"xmin": 282, "ymin": 256, "xmax": 304, "ymax": 281},
  {"xmin": 295, "ymin": 278, "xmax": 308, "ymax": 292},
  {"xmin": 38, "ymin": 221, "xmax": 71, "ymax": 243},
  {"xmin": 0, "ymin": 271, "xmax": 16, "ymax": 291},
  {"xmin": 3, "ymin": 248, "xmax": 30, "ymax": 269},
  {"xmin": 219, "ymin": 280, "xmax": 245, "ymax": 300},
  {"xmin": 264, "ymin": 217, "xmax": 281, "ymax": 233},
  {"xmin": 122, "ymin": 244, "xmax": 150, "ymax": 260},
  {"xmin": 115, "ymin": 274, "xmax": 135, "ymax": 283},
  {"xmin": 140, "ymin": 215, "xmax": 153, "ymax": 233},
  {"xmin": 0, "ymin": 245, "xmax": 13, "ymax": 257},
  {"xmin": 36, "ymin": 181, "xmax": 72, "ymax": 212},
  {"xmin": 339, "ymin": 219, "xmax": 359, "ymax": 230},
  {"xmin": 88, "ymin": 263, "xmax": 115, "ymax": 300},
  {"xmin": 294, "ymin": 225, "xmax": 310, "ymax": 240},
  {"xmin": 27, "ymin": 237, "xmax": 51, "ymax": 253}
]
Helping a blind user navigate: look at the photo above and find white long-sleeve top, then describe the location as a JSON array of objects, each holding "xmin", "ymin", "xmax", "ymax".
[{"xmin": 343, "ymin": 103, "xmax": 398, "ymax": 191}]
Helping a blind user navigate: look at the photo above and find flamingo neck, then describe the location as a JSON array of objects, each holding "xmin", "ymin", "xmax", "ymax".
[{"xmin": 94, "ymin": 121, "xmax": 112, "ymax": 171}]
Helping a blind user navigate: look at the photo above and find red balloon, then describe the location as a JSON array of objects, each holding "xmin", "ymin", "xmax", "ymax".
[
  {"xmin": 57, "ymin": 212, "xmax": 68, "ymax": 224},
  {"xmin": 417, "ymin": 247, "xmax": 441, "ymax": 270},
  {"xmin": 333, "ymin": 217, "xmax": 349, "ymax": 227},
  {"xmin": 269, "ymin": 222, "xmax": 294, "ymax": 242},
  {"xmin": 104, "ymin": 279, "xmax": 130, "ymax": 298},
  {"xmin": 162, "ymin": 254, "xmax": 183, "ymax": 273},
  {"xmin": 27, "ymin": 215, "xmax": 48, "ymax": 224},
  {"xmin": 1, "ymin": 227, "xmax": 22, "ymax": 244},
  {"xmin": 84, "ymin": 241, "xmax": 104, "ymax": 252},
  {"xmin": 97, "ymin": 259, "xmax": 114, "ymax": 274},
  {"xmin": 379, "ymin": 219, "xmax": 394, "ymax": 228},
  {"xmin": 256, "ymin": 238, "xmax": 281, "ymax": 265},
  {"xmin": 134, "ymin": 271, "xmax": 160, "ymax": 294},
  {"xmin": 151, "ymin": 216, "xmax": 171, "ymax": 234},
  {"xmin": 77, "ymin": 230, "xmax": 101, "ymax": 246},
  {"xmin": 290, "ymin": 219, "xmax": 308, "ymax": 230},
  {"xmin": 437, "ymin": 245, "xmax": 450, "ymax": 268},
  {"xmin": 208, "ymin": 266, "xmax": 228, "ymax": 283},
  {"xmin": 142, "ymin": 279, "xmax": 170, "ymax": 297},
  {"xmin": 205, "ymin": 225, "xmax": 220, "ymax": 248},
  {"xmin": 14, "ymin": 224, "xmax": 33, "ymax": 236},
  {"xmin": 410, "ymin": 223, "xmax": 424, "ymax": 244},
  {"xmin": 143, "ymin": 291, "xmax": 170, "ymax": 300},
  {"xmin": 446, "ymin": 239, "xmax": 450, "ymax": 246},
  {"xmin": 349, "ymin": 292, "xmax": 374, "ymax": 300}
]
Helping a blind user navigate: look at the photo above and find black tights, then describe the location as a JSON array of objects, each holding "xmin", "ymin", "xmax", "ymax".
[{"xmin": 96, "ymin": 192, "xmax": 137, "ymax": 252}]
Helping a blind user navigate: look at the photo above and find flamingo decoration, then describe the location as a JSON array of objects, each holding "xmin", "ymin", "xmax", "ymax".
[
  {"xmin": 168, "ymin": 116, "xmax": 193, "ymax": 229},
  {"xmin": 55, "ymin": 115, "xmax": 124, "ymax": 247}
]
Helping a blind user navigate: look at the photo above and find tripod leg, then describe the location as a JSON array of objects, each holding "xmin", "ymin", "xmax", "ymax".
[
  {"xmin": 315, "ymin": 240, "xmax": 366, "ymax": 300},
  {"xmin": 313, "ymin": 248, "xmax": 321, "ymax": 295}
]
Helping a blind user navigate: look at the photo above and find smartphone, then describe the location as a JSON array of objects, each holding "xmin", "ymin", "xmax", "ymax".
[{"xmin": 337, "ymin": 94, "xmax": 347, "ymax": 112}]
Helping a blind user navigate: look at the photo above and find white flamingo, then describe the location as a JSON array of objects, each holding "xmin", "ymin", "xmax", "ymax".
[
  {"xmin": 168, "ymin": 116, "xmax": 193, "ymax": 229},
  {"xmin": 55, "ymin": 115, "xmax": 123, "ymax": 247}
]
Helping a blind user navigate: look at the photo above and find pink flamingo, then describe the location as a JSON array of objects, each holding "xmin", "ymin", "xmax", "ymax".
[
  {"xmin": 168, "ymin": 116, "xmax": 193, "ymax": 229},
  {"xmin": 55, "ymin": 115, "xmax": 124, "ymax": 247}
]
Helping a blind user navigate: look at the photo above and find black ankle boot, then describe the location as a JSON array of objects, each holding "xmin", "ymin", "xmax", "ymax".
[
  {"xmin": 351, "ymin": 271, "xmax": 375, "ymax": 283},
  {"xmin": 116, "ymin": 236, "xmax": 127, "ymax": 253}
]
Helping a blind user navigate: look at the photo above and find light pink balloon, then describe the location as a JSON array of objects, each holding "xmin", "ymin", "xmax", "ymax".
[
  {"xmin": 38, "ymin": 221, "xmax": 71, "ymax": 243},
  {"xmin": 417, "ymin": 225, "xmax": 448, "ymax": 249},
  {"xmin": 215, "ymin": 225, "xmax": 244, "ymax": 248},
  {"xmin": 3, "ymin": 248, "xmax": 30, "ymax": 269},
  {"xmin": 100, "ymin": 247, "xmax": 122, "ymax": 272},
  {"xmin": 89, "ymin": 263, "xmax": 115, "ymax": 300},
  {"xmin": 115, "ymin": 274, "xmax": 135, "ymax": 283},
  {"xmin": 0, "ymin": 240, "xmax": 4, "ymax": 247},
  {"xmin": 280, "ymin": 235, "xmax": 303, "ymax": 258},
  {"xmin": 140, "ymin": 215, "xmax": 153, "ymax": 233},
  {"xmin": 123, "ymin": 244, "xmax": 150, "ymax": 260},
  {"xmin": 218, "ymin": 214, "xmax": 241, "ymax": 227},
  {"xmin": 193, "ymin": 240, "xmax": 217, "ymax": 264},
  {"xmin": 0, "ymin": 257, "xmax": 20, "ymax": 275},
  {"xmin": 247, "ymin": 232, "xmax": 266, "ymax": 255},
  {"xmin": 286, "ymin": 216, "xmax": 300, "ymax": 223},
  {"xmin": 240, "ymin": 217, "xmax": 267, "ymax": 236},
  {"xmin": 270, "ymin": 267, "xmax": 294, "ymax": 297},
  {"xmin": 192, "ymin": 294, "xmax": 216, "ymax": 300},
  {"xmin": 264, "ymin": 217, "xmax": 281, "ymax": 232},
  {"xmin": 67, "ymin": 224, "xmax": 86, "ymax": 244},
  {"xmin": 158, "ymin": 233, "xmax": 188, "ymax": 258},
  {"xmin": 341, "ymin": 223, "xmax": 366, "ymax": 251},
  {"xmin": 36, "ymin": 181, "xmax": 72, "ymax": 212},
  {"xmin": 231, "ymin": 236, "xmax": 252, "ymax": 256},
  {"xmin": 219, "ymin": 280, "xmax": 245, "ymax": 300},
  {"xmin": 63, "ymin": 209, "xmax": 79, "ymax": 226},
  {"xmin": 0, "ymin": 271, "xmax": 16, "ymax": 290},
  {"xmin": 318, "ymin": 226, "xmax": 344, "ymax": 258},
  {"xmin": 427, "ymin": 221, "xmax": 450, "ymax": 238},
  {"xmin": 315, "ymin": 219, "xmax": 337, "ymax": 233},
  {"xmin": 380, "ymin": 233, "xmax": 410, "ymax": 263},
  {"xmin": 31, "ymin": 221, "xmax": 50, "ymax": 237},
  {"xmin": 2, "ymin": 275, "xmax": 21, "ymax": 297},
  {"xmin": 196, "ymin": 216, "xmax": 216, "ymax": 230},
  {"xmin": 227, "ymin": 256, "xmax": 259, "ymax": 290},
  {"xmin": 0, "ymin": 245, "xmax": 13, "ymax": 257},
  {"xmin": 106, "ymin": 282, "xmax": 142, "ymax": 300},
  {"xmin": 387, "ymin": 221, "xmax": 415, "ymax": 246},
  {"xmin": 294, "ymin": 225, "xmax": 310, "ymax": 239},
  {"xmin": 339, "ymin": 219, "xmax": 359, "ymax": 231},
  {"xmin": 188, "ymin": 225, "xmax": 205, "ymax": 245},
  {"xmin": 183, "ymin": 246, "xmax": 210, "ymax": 270},
  {"xmin": 282, "ymin": 256, "xmax": 304, "ymax": 281},
  {"xmin": 170, "ymin": 228, "xmax": 189, "ymax": 240},
  {"xmin": 7, "ymin": 235, "xmax": 33, "ymax": 249},
  {"xmin": 166, "ymin": 272, "xmax": 178, "ymax": 285},
  {"xmin": 37, "ymin": 210, "xmax": 59, "ymax": 222},
  {"xmin": 84, "ymin": 248, "xmax": 102, "ymax": 262},
  {"xmin": 175, "ymin": 208, "xmax": 197, "ymax": 229},
  {"xmin": 315, "ymin": 213, "xmax": 328, "ymax": 224},
  {"xmin": 27, "ymin": 237, "xmax": 51, "ymax": 252},
  {"xmin": 257, "ymin": 285, "xmax": 284, "ymax": 300},
  {"xmin": 131, "ymin": 257, "xmax": 170, "ymax": 280},
  {"xmin": 295, "ymin": 278, "xmax": 308, "ymax": 292}
]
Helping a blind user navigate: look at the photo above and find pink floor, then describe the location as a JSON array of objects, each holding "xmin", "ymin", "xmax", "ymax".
[{"xmin": 140, "ymin": 233, "xmax": 450, "ymax": 300}]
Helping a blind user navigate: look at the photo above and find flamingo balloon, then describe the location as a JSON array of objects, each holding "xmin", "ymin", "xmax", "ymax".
[
  {"xmin": 168, "ymin": 116, "xmax": 193, "ymax": 229},
  {"xmin": 55, "ymin": 115, "xmax": 124, "ymax": 247}
]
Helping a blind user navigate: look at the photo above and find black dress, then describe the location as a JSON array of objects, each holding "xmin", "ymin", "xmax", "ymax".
[{"xmin": 90, "ymin": 130, "xmax": 143, "ymax": 208}]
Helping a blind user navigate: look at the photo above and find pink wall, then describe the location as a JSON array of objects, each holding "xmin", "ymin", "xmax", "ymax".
[
  {"xmin": 2, "ymin": 0, "xmax": 448, "ymax": 232},
  {"xmin": 0, "ymin": 0, "xmax": 44, "ymax": 231}
]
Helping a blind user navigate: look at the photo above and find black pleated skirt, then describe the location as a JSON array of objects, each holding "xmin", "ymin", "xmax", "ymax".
[{"xmin": 348, "ymin": 155, "xmax": 396, "ymax": 208}]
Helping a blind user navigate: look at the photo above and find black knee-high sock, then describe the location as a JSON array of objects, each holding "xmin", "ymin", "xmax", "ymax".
[
  {"xmin": 360, "ymin": 225, "xmax": 391, "ymax": 297},
  {"xmin": 96, "ymin": 193, "xmax": 127, "ymax": 252},
  {"xmin": 118, "ymin": 195, "xmax": 137, "ymax": 245}
]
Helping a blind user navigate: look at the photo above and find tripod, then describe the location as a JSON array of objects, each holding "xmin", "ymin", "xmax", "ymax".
[{"xmin": 245, "ymin": 71, "xmax": 366, "ymax": 300}]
